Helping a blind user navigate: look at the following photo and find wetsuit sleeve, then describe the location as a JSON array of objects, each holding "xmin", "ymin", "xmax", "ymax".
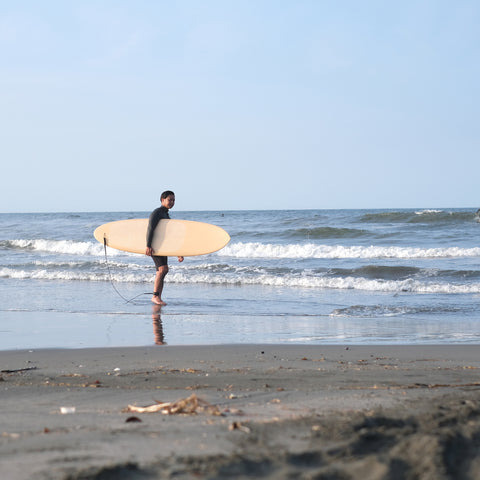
[
  {"xmin": 146, "ymin": 209, "xmax": 161, "ymax": 248},
  {"xmin": 146, "ymin": 207, "xmax": 170, "ymax": 247}
]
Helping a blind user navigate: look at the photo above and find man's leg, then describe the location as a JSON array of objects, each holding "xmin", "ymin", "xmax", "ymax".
[{"xmin": 152, "ymin": 265, "xmax": 169, "ymax": 305}]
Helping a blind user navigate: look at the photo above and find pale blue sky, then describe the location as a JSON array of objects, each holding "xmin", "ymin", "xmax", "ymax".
[{"xmin": 1, "ymin": 1, "xmax": 479, "ymax": 212}]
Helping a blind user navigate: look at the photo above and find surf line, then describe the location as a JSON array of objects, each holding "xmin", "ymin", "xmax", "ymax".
[{"xmin": 102, "ymin": 237, "xmax": 151, "ymax": 304}]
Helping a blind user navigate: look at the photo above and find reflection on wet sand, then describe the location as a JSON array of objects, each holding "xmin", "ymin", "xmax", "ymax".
[{"xmin": 152, "ymin": 304, "xmax": 166, "ymax": 345}]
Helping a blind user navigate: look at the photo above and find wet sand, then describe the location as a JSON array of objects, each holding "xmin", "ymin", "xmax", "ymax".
[{"xmin": 1, "ymin": 344, "xmax": 480, "ymax": 479}]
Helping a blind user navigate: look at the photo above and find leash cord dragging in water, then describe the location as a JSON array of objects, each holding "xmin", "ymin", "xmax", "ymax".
[{"xmin": 103, "ymin": 238, "xmax": 150, "ymax": 304}]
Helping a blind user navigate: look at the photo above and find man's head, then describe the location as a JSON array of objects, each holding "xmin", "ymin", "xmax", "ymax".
[{"xmin": 160, "ymin": 190, "xmax": 175, "ymax": 209}]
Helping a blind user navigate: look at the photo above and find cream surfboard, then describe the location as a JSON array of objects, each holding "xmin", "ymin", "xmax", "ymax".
[{"xmin": 94, "ymin": 218, "xmax": 230, "ymax": 256}]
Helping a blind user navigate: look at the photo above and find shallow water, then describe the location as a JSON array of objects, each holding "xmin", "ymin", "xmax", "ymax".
[{"xmin": 1, "ymin": 208, "xmax": 480, "ymax": 349}]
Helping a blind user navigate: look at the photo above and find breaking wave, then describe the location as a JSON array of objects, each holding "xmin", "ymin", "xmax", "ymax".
[
  {"xmin": 219, "ymin": 242, "xmax": 480, "ymax": 259},
  {"xmin": 6, "ymin": 239, "xmax": 480, "ymax": 261},
  {"xmin": 3, "ymin": 265, "xmax": 480, "ymax": 294},
  {"xmin": 1, "ymin": 239, "xmax": 122, "ymax": 256}
]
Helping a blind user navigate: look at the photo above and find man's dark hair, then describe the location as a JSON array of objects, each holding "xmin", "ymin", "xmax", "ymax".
[{"xmin": 161, "ymin": 190, "xmax": 175, "ymax": 200}]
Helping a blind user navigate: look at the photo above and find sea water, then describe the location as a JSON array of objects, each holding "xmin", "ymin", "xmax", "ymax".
[{"xmin": 1, "ymin": 209, "xmax": 480, "ymax": 349}]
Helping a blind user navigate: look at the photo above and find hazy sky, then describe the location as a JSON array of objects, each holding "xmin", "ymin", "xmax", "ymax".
[{"xmin": 1, "ymin": 1, "xmax": 479, "ymax": 212}]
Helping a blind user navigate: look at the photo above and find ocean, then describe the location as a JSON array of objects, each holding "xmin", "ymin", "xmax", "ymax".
[{"xmin": 1, "ymin": 208, "xmax": 480, "ymax": 350}]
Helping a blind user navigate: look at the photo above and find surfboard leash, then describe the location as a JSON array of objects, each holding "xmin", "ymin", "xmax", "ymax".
[{"xmin": 102, "ymin": 238, "xmax": 150, "ymax": 304}]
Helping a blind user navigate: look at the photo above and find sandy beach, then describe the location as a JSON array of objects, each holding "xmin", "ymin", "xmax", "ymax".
[{"xmin": 1, "ymin": 344, "xmax": 479, "ymax": 479}]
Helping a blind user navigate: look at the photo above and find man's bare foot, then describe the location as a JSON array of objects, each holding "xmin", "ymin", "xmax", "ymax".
[{"xmin": 151, "ymin": 296, "xmax": 167, "ymax": 306}]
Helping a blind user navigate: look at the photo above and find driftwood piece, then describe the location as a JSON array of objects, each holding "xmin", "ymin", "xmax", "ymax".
[{"xmin": 124, "ymin": 393, "xmax": 223, "ymax": 416}]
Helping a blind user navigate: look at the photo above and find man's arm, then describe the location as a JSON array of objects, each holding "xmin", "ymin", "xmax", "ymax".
[{"xmin": 146, "ymin": 209, "xmax": 162, "ymax": 254}]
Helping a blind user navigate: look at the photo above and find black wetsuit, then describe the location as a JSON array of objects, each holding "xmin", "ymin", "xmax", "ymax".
[{"xmin": 146, "ymin": 206, "xmax": 170, "ymax": 268}]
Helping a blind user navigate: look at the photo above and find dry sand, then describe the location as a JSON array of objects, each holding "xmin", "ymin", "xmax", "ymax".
[{"xmin": 1, "ymin": 344, "xmax": 480, "ymax": 479}]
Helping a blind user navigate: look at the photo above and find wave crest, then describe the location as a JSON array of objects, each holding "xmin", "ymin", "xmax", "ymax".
[
  {"xmin": 219, "ymin": 242, "xmax": 480, "ymax": 259},
  {"xmin": 360, "ymin": 210, "xmax": 476, "ymax": 224},
  {"xmin": 2, "ymin": 239, "xmax": 120, "ymax": 256}
]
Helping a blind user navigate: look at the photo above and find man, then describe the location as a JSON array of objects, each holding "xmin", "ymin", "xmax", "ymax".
[{"xmin": 145, "ymin": 190, "xmax": 184, "ymax": 305}]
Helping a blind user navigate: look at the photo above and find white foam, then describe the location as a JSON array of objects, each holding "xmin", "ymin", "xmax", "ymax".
[
  {"xmin": 0, "ymin": 267, "xmax": 152, "ymax": 283},
  {"xmin": 414, "ymin": 209, "xmax": 443, "ymax": 215},
  {"xmin": 9, "ymin": 238, "xmax": 479, "ymax": 261},
  {"xmin": 219, "ymin": 242, "xmax": 480, "ymax": 259},
  {"xmin": 168, "ymin": 271, "xmax": 480, "ymax": 294},
  {"xmin": 7, "ymin": 239, "xmax": 122, "ymax": 256},
  {"xmin": 2, "ymin": 265, "xmax": 480, "ymax": 294}
]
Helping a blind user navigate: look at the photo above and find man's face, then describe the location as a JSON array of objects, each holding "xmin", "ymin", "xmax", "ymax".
[{"xmin": 161, "ymin": 194, "xmax": 175, "ymax": 209}]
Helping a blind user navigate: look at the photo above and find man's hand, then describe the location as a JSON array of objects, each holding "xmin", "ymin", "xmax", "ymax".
[
  {"xmin": 146, "ymin": 247, "xmax": 154, "ymax": 256},
  {"xmin": 178, "ymin": 256, "xmax": 184, "ymax": 262}
]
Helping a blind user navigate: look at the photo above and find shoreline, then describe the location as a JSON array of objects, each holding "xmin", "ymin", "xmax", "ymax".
[
  {"xmin": 3, "ymin": 304, "xmax": 480, "ymax": 350},
  {"xmin": 2, "ymin": 344, "xmax": 480, "ymax": 479}
]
